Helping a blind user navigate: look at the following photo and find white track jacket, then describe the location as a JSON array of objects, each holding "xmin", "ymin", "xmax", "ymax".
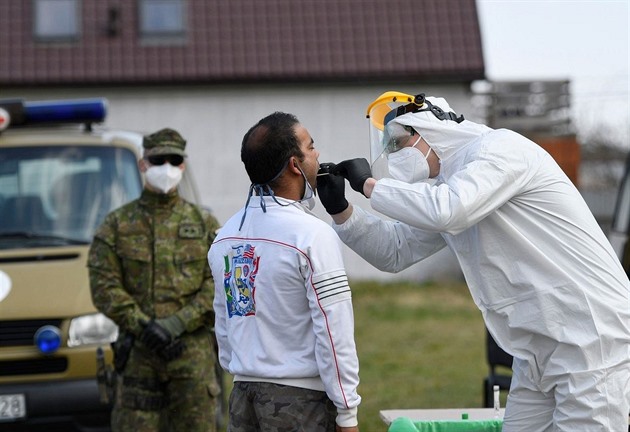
[
  {"xmin": 208, "ymin": 196, "xmax": 360, "ymax": 427},
  {"xmin": 334, "ymin": 98, "xmax": 630, "ymax": 390}
]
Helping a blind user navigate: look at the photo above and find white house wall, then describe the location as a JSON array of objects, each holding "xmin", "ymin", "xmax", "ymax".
[{"xmin": 4, "ymin": 83, "xmax": 474, "ymax": 282}]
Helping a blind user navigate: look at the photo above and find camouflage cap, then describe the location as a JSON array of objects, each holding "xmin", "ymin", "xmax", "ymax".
[{"xmin": 142, "ymin": 128, "xmax": 187, "ymax": 157}]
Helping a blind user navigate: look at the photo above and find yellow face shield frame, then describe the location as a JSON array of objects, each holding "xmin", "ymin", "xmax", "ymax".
[{"xmin": 366, "ymin": 91, "xmax": 416, "ymax": 131}]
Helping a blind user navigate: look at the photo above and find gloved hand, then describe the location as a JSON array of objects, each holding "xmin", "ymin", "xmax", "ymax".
[
  {"xmin": 155, "ymin": 315, "xmax": 185, "ymax": 338},
  {"xmin": 140, "ymin": 320, "xmax": 172, "ymax": 351},
  {"xmin": 334, "ymin": 158, "xmax": 372, "ymax": 197},
  {"xmin": 159, "ymin": 338, "xmax": 186, "ymax": 361},
  {"xmin": 317, "ymin": 163, "xmax": 349, "ymax": 215}
]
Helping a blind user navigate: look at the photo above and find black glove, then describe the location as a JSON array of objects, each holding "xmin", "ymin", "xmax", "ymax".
[
  {"xmin": 159, "ymin": 338, "xmax": 186, "ymax": 362},
  {"xmin": 317, "ymin": 163, "xmax": 349, "ymax": 215},
  {"xmin": 334, "ymin": 158, "xmax": 372, "ymax": 197},
  {"xmin": 140, "ymin": 320, "xmax": 172, "ymax": 351}
]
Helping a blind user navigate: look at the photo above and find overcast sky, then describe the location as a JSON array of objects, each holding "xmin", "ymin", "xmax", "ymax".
[{"xmin": 475, "ymin": 0, "xmax": 629, "ymax": 146}]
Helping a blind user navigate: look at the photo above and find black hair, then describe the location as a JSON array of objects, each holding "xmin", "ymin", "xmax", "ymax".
[{"xmin": 241, "ymin": 112, "xmax": 304, "ymax": 185}]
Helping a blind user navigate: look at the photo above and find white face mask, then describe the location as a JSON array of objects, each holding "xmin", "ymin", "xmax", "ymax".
[
  {"xmin": 145, "ymin": 163, "xmax": 183, "ymax": 194},
  {"xmin": 297, "ymin": 164, "xmax": 316, "ymax": 211},
  {"xmin": 387, "ymin": 135, "xmax": 432, "ymax": 183}
]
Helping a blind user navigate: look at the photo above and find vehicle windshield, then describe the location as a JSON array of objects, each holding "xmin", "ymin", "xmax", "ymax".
[{"xmin": 0, "ymin": 145, "xmax": 142, "ymax": 249}]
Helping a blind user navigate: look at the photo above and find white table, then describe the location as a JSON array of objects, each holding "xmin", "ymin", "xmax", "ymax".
[
  {"xmin": 381, "ymin": 409, "xmax": 630, "ymax": 427},
  {"xmin": 380, "ymin": 408, "xmax": 505, "ymax": 425}
]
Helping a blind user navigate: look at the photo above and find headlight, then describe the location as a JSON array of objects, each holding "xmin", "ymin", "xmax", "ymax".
[{"xmin": 68, "ymin": 313, "xmax": 118, "ymax": 347}]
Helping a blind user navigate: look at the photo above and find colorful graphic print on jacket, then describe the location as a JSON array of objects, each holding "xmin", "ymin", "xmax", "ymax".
[{"xmin": 223, "ymin": 244, "xmax": 259, "ymax": 317}]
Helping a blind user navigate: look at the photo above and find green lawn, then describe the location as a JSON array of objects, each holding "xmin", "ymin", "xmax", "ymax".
[
  {"xmin": 219, "ymin": 279, "xmax": 503, "ymax": 431},
  {"xmin": 352, "ymin": 279, "xmax": 491, "ymax": 430}
]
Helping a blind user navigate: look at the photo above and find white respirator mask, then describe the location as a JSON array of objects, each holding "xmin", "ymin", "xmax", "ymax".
[
  {"xmin": 297, "ymin": 164, "xmax": 316, "ymax": 211},
  {"xmin": 387, "ymin": 135, "xmax": 432, "ymax": 184},
  {"xmin": 145, "ymin": 163, "xmax": 183, "ymax": 193}
]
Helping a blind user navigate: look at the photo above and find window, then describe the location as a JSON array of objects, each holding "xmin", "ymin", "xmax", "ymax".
[
  {"xmin": 139, "ymin": 0, "xmax": 186, "ymax": 38},
  {"xmin": 0, "ymin": 146, "xmax": 142, "ymax": 244},
  {"xmin": 33, "ymin": 0, "xmax": 80, "ymax": 41},
  {"xmin": 611, "ymin": 161, "xmax": 630, "ymax": 236}
]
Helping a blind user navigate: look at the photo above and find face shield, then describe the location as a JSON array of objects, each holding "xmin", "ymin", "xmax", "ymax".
[
  {"xmin": 366, "ymin": 91, "xmax": 422, "ymax": 179},
  {"xmin": 366, "ymin": 92, "xmax": 466, "ymax": 179}
]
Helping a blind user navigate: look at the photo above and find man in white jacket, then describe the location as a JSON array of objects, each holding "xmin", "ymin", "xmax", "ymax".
[
  {"xmin": 316, "ymin": 92, "xmax": 630, "ymax": 432},
  {"xmin": 208, "ymin": 112, "xmax": 361, "ymax": 431}
]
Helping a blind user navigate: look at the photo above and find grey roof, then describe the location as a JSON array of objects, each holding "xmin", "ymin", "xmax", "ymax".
[{"xmin": 0, "ymin": 0, "xmax": 485, "ymax": 86}]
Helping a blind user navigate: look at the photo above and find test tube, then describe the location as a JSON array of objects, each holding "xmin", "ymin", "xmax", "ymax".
[{"xmin": 493, "ymin": 385, "xmax": 500, "ymax": 418}]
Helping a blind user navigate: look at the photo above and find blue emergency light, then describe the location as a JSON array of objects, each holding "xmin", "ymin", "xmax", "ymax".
[
  {"xmin": 34, "ymin": 325, "xmax": 62, "ymax": 355},
  {"xmin": 0, "ymin": 98, "xmax": 107, "ymax": 129}
]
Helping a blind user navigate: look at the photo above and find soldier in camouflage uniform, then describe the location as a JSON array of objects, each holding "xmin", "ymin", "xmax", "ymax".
[{"xmin": 88, "ymin": 128, "xmax": 221, "ymax": 432}]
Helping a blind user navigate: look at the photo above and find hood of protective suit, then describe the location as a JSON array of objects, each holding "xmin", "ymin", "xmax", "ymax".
[{"xmin": 387, "ymin": 97, "xmax": 493, "ymax": 178}]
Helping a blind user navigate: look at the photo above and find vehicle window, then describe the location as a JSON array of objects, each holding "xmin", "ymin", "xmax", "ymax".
[
  {"xmin": 0, "ymin": 145, "xmax": 142, "ymax": 248},
  {"xmin": 611, "ymin": 167, "xmax": 630, "ymax": 235},
  {"xmin": 178, "ymin": 169, "xmax": 198, "ymax": 204}
]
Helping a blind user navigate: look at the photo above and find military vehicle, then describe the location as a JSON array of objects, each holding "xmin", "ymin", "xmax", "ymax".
[{"xmin": 0, "ymin": 98, "xmax": 215, "ymax": 431}]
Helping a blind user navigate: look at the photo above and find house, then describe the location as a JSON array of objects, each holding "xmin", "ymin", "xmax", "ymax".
[{"xmin": 0, "ymin": 0, "xmax": 486, "ymax": 281}]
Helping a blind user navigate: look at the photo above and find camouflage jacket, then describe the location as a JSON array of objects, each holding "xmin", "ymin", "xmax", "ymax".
[{"xmin": 88, "ymin": 189, "xmax": 220, "ymax": 336}]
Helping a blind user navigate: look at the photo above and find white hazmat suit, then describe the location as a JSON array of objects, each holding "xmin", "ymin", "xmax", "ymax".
[{"xmin": 332, "ymin": 96, "xmax": 630, "ymax": 431}]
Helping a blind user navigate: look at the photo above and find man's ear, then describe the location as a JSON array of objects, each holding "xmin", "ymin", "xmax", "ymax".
[
  {"xmin": 138, "ymin": 158, "xmax": 147, "ymax": 173},
  {"xmin": 288, "ymin": 157, "xmax": 301, "ymax": 174}
]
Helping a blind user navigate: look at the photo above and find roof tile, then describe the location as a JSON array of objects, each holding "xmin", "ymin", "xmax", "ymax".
[{"xmin": 0, "ymin": 0, "xmax": 485, "ymax": 85}]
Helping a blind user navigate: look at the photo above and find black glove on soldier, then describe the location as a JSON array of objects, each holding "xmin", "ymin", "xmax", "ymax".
[
  {"xmin": 317, "ymin": 163, "xmax": 349, "ymax": 215},
  {"xmin": 335, "ymin": 158, "xmax": 372, "ymax": 197},
  {"xmin": 159, "ymin": 339, "xmax": 186, "ymax": 361},
  {"xmin": 140, "ymin": 320, "xmax": 172, "ymax": 351}
]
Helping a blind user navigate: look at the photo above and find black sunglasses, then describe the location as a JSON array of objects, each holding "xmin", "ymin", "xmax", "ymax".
[{"xmin": 147, "ymin": 155, "xmax": 184, "ymax": 166}]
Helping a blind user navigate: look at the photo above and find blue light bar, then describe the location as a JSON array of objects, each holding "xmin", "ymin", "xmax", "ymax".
[
  {"xmin": 24, "ymin": 98, "xmax": 107, "ymax": 125},
  {"xmin": 0, "ymin": 98, "xmax": 108, "ymax": 128}
]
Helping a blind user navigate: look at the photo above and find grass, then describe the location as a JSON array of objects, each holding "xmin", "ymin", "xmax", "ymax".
[
  {"xmin": 218, "ymin": 279, "xmax": 503, "ymax": 431},
  {"xmin": 352, "ymin": 279, "xmax": 490, "ymax": 429}
]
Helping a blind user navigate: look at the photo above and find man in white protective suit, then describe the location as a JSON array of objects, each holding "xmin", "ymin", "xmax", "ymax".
[{"xmin": 315, "ymin": 91, "xmax": 630, "ymax": 431}]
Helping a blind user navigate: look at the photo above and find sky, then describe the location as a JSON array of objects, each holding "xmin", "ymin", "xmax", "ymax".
[{"xmin": 475, "ymin": 0, "xmax": 629, "ymax": 148}]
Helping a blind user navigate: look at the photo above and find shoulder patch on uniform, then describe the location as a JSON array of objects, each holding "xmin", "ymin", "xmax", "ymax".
[{"xmin": 179, "ymin": 224, "xmax": 203, "ymax": 238}]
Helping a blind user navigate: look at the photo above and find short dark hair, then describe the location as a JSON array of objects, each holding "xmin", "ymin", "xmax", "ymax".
[{"xmin": 241, "ymin": 112, "xmax": 304, "ymax": 185}]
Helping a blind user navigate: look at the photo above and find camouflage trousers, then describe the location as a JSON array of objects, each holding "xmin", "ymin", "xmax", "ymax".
[
  {"xmin": 228, "ymin": 381, "xmax": 337, "ymax": 432},
  {"xmin": 111, "ymin": 329, "xmax": 221, "ymax": 432}
]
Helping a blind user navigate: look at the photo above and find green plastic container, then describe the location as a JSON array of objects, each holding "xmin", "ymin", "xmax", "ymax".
[{"xmin": 388, "ymin": 416, "xmax": 503, "ymax": 432}]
